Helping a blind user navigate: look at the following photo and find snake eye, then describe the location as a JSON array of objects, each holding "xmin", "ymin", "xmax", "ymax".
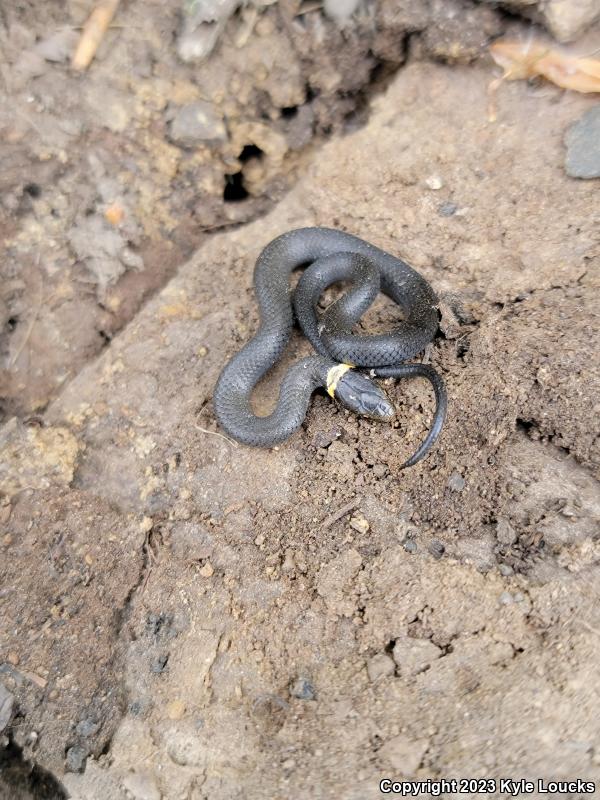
[{"xmin": 334, "ymin": 371, "xmax": 395, "ymax": 421}]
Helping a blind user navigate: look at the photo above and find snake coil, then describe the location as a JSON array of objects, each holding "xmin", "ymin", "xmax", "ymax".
[{"xmin": 213, "ymin": 227, "xmax": 447, "ymax": 467}]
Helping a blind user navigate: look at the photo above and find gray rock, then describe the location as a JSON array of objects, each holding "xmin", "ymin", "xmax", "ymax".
[
  {"xmin": 0, "ymin": 684, "xmax": 14, "ymax": 732},
  {"xmin": 565, "ymin": 105, "xmax": 600, "ymax": 180},
  {"xmin": 324, "ymin": 0, "xmax": 361, "ymax": 24},
  {"xmin": 75, "ymin": 718, "xmax": 99, "ymax": 737},
  {"xmin": 429, "ymin": 539, "xmax": 445, "ymax": 559},
  {"xmin": 290, "ymin": 677, "xmax": 316, "ymax": 701},
  {"xmin": 66, "ymin": 744, "xmax": 88, "ymax": 773},
  {"xmin": 438, "ymin": 201, "xmax": 458, "ymax": 217},
  {"xmin": 447, "ymin": 471, "xmax": 466, "ymax": 491},
  {"xmin": 169, "ymin": 102, "xmax": 227, "ymax": 148},
  {"xmin": 177, "ymin": 0, "xmax": 240, "ymax": 63}
]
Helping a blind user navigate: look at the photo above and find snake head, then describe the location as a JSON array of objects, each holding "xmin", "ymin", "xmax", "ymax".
[{"xmin": 334, "ymin": 369, "xmax": 395, "ymax": 421}]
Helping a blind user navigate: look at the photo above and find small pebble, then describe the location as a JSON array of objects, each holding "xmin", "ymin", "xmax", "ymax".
[
  {"xmin": 498, "ymin": 563, "xmax": 513, "ymax": 577},
  {"xmin": 425, "ymin": 174, "xmax": 443, "ymax": 190},
  {"xmin": 403, "ymin": 539, "xmax": 418, "ymax": 554},
  {"xmin": 169, "ymin": 101, "xmax": 227, "ymax": 148},
  {"xmin": 496, "ymin": 518, "xmax": 517, "ymax": 546},
  {"xmin": 438, "ymin": 201, "xmax": 457, "ymax": 217},
  {"xmin": 312, "ymin": 427, "xmax": 341, "ymax": 448},
  {"xmin": 429, "ymin": 540, "xmax": 445, "ymax": 559},
  {"xmin": 65, "ymin": 745, "xmax": 87, "ymax": 773},
  {"xmin": 151, "ymin": 653, "xmax": 169, "ymax": 674},
  {"xmin": 199, "ymin": 561, "xmax": 214, "ymax": 578},
  {"xmin": 75, "ymin": 718, "xmax": 99, "ymax": 738},
  {"xmin": 349, "ymin": 514, "xmax": 369, "ymax": 534},
  {"xmin": 499, "ymin": 591, "xmax": 513, "ymax": 605},
  {"xmin": 372, "ymin": 463, "xmax": 387, "ymax": 478},
  {"xmin": 290, "ymin": 677, "xmax": 316, "ymax": 701},
  {"xmin": 447, "ymin": 472, "xmax": 465, "ymax": 492}
]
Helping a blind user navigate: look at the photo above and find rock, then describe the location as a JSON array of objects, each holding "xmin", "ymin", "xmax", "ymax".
[
  {"xmin": 151, "ymin": 654, "xmax": 169, "ymax": 674},
  {"xmin": 392, "ymin": 637, "xmax": 442, "ymax": 677},
  {"xmin": 122, "ymin": 769, "xmax": 161, "ymax": 800},
  {"xmin": 483, "ymin": 0, "xmax": 600, "ymax": 42},
  {"xmin": 312, "ymin": 427, "xmax": 341, "ymax": 449},
  {"xmin": 421, "ymin": 0, "xmax": 502, "ymax": 63},
  {"xmin": 425, "ymin": 174, "xmax": 444, "ymax": 190},
  {"xmin": 403, "ymin": 539, "xmax": 417, "ymax": 554},
  {"xmin": 429, "ymin": 540, "xmax": 445, "ymax": 559},
  {"xmin": 66, "ymin": 745, "xmax": 88, "ymax": 773},
  {"xmin": 544, "ymin": 0, "xmax": 600, "ymax": 42},
  {"xmin": 496, "ymin": 518, "xmax": 517, "ymax": 546},
  {"xmin": 379, "ymin": 734, "xmax": 429, "ymax": 773},
  {"xmin": 366, "ymin": 653, "xmax": 395, "ymax": 682},
  {"xmin": 447, "ymin": 471, "xmax": 465, "ymax": 491},
  {"xmin": 0, "ymin": 684, "xmax": 14, "ymax": 733},
  {"xmin": 324, "ymin": 0, "xmax": 361, "ymax": 24},
  {"xmin": 75, "ymin": 718, "xmax": 99, "ymax": 738},
  {"xmin": 169, "ymin": 102, "xmax": 227, "ymax": 149},
  {"xmin": 565, "ymin": 106, "xmax": 600, "ymax": 180},
  {"xmin": 438, "ymin": 201, "xmax": 458, "ymax": 217},
  {"xmin": 290, "ymin": 677, "xmax": 316, "ymax": 701},
  {"xmin": 198, "ymin": 560, "xmax": 215, "ymax": 578},
  {"xmin": 176, "ymin": 0, "xmax": 240, "ymax": 63},
  {"xmin": 349, "ymin": 514, "xmax": 369, "ymax": 534}
]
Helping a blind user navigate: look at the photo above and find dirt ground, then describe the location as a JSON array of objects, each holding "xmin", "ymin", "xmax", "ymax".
[{"xmin": 2, "ymin": 1, "xmax": 600, "ymax": 799}]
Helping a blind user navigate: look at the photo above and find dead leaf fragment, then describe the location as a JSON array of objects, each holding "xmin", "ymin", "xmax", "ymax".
[{"xmin": 490, "ymin": 39, "xmax": 600, "ymax": 93}]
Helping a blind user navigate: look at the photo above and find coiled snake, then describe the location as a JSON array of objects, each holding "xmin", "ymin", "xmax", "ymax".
[{"xmin": 213, "ymin": 227, "xmax": 447, "ymax": 467}]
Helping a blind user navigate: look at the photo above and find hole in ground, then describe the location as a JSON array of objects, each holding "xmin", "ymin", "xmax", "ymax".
[
  {"xmin": 223, "ymin": 172, "xmax": 249, "ymax": 202},
  {"xmin": 238, "ymin": 144, "xmax": 263, "ymax": 162}
]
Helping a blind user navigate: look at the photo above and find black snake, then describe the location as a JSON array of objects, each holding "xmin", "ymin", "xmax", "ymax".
[{"xmin": 213, "ymin": 227, "xmax": 447, "ymax": 467}]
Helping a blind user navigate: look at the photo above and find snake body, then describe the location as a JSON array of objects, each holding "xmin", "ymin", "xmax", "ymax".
[{"xmin": 213, "ymin": 227, "xmax": 447, "ymax": 467}]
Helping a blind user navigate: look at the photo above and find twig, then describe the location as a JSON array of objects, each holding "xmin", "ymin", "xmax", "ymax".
[
  {"xmin": 72, "ymin": 0, "xmax": 121, "ymax": 70},
  {"xmin": 321, "ymin": 497, "xmax": 361, "ymax": 529}
]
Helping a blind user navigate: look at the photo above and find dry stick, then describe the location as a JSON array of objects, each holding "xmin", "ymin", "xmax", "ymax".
[
  {"xmin": 72, "ymin": 0, "xmax": 121, "ymax": 70},
  {"xmin": 321, "ymin": 497, "xmax": 361, "ymax": 529}
]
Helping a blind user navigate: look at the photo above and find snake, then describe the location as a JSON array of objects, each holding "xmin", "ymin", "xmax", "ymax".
[{"xmin": 213, "ymin": 227, "xmax": 447, "ymax": 467}]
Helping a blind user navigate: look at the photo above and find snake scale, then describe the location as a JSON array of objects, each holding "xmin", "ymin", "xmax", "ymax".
[{"xmin": 213, "ymin": 227, "xmax": 447, "ymax": 468}]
